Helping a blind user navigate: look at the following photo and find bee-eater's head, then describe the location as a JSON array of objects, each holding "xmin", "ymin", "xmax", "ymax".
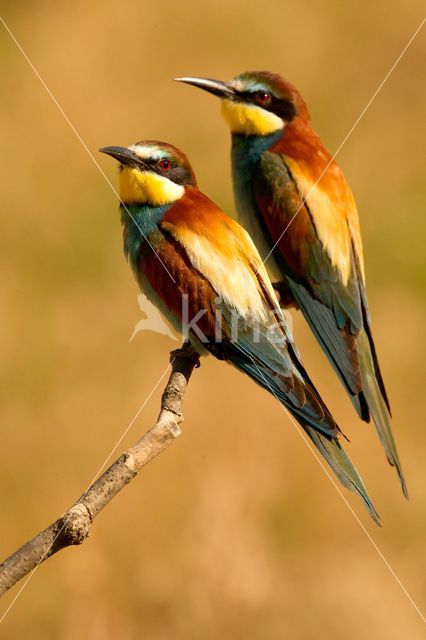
[
  {"xmin": 176, "ymin": 71, "xmax": 308, "ymax": 137},
  {"xmin": 99, "ymin": 140, "xmax": 197, "ymax": 206}
]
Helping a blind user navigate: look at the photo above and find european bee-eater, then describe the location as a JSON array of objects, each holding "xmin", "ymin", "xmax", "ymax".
[
  {"xmin": 176, "ymin": 72, "xmax": 406, "ymax": 496},
  {"xmin": 99, "ymin": 140, "xmax": 379, "ymax": 521}
]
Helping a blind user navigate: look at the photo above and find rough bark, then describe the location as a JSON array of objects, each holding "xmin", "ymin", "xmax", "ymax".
[{"xmin": 0, "ymin": 345, "xmax": 200, "ymax": 597}]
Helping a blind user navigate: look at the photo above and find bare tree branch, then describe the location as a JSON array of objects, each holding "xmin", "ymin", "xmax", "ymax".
[{"xmin": 0, "ymin": 345, "xmax": 200, "ymax": 597}]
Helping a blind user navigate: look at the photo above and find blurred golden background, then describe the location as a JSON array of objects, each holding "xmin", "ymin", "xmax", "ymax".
[{"xmin": 0, "ymin": 1, "xmax": 425, "ymax": 638}]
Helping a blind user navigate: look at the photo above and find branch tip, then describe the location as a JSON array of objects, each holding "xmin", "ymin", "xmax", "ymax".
[{"xmin": 0, "ymin": 342, "xmax": 199, "ymax": 597}]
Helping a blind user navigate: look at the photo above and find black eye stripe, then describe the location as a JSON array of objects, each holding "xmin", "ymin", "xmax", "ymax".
[
  {"xmin": 235, "ymin": 89, "xmax": 264, "ymax": 102},
  {"xmin": 144, "ymin": 157, "xmax": 164, "ymax": 166},
  {"xmin": 127, "ymin": 154, "xmax": 196, "ymax": 187},
  {"xmin": 134, "ymin": 156, "xmax": 175, "ymax": 171},
  {"xmin": 233, "ymin": 89, "xmax": 297, "ymax": 121}
]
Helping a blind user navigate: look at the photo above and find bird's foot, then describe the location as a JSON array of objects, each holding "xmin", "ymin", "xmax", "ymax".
[{"xmin": 170, "ymin": 341, "xmax": 201, "ymax": 368}]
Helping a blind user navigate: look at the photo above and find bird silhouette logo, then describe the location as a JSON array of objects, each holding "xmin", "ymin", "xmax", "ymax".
[{"xmin": 129, "ymin": 293, "xmax": 179, "ymax": 343}]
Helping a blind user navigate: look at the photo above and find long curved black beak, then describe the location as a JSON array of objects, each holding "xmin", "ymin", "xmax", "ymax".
[
  {"xmin": 174, "ymin": 76, "xmax": 235, "ymax": 99},
  {"xmin": 98, "ymin": 146, "xmax": 143, "ymax": 167}
]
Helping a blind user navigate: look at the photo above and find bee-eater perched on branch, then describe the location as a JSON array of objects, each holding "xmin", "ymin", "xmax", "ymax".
[
  {"xmin": 176, "ymin": 72, "xmax": 406, "ymax": 497},
  {"xmin": 99, "ymin": 140, "xmax": 379, "ymax": 522}
]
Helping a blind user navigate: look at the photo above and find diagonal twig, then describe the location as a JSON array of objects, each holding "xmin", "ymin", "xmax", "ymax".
[{"xmin": 0, "ymin": 345, "xmax": 200, "ymax": 600}]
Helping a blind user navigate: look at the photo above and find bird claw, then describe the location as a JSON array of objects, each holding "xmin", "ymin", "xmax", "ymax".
[{"xmin": 170, "ymin": 342, "xmax": 201, "ymax": 368}]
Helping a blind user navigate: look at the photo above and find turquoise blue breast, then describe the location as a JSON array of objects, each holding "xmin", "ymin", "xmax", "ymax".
[
  {"xmin": 120, "ymin": 203, "xmax": 170, "ymax": 270},
  {"xmin": 231, "ymin": 131, "xmax": 282, "ymax": 210}
]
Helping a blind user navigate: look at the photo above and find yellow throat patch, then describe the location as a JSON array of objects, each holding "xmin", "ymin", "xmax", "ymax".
[
  {"xmin": 119, "ymin": 167, "xmax": 184, "ymax": 205},
  {"xmin": 221, "ymin": 99, "xmax": 284, "ymax": 136}
]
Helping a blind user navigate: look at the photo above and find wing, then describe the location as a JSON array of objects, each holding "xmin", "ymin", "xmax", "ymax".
[
  {"xmin": 254, "ymin": 150, "xmax": 379, "ymax": 404},
  {"xmin": 138, "ymin": 189, "xmax": 380, "ymax": 519},
  {"xmin": 252, "ymin": 149, "xmax": 406, "ymax": 495},
  {"xmin": 157, "ymin": 187, "xmax": 342, "ymax": 434}
]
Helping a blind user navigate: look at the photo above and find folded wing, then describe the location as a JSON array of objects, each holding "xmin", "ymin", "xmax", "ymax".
[
  {"xmin": 252, "ymin": 150, "xmax": 405, "ymax": 494},
  {"xmin": 140, "ymin": 187, "xmax": 380, "ymax": 520}
]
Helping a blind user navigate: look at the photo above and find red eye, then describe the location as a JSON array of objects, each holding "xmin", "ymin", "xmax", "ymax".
[
  {"xmin": 255, "ymin": 91, "xmax": 271, "ymax": 106},
  {"xmin": 158, "ymin": 159, "xmax": 172, "ymax": 172}
]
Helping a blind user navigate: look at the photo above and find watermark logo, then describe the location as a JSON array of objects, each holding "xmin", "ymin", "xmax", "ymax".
[
  {"xmin": 131, "ymin": 292, "xmax": 294, "ymax": 346},
  {"xmin": 129, "ymin": 293, "xmax": 179, "ymax": 343}
]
